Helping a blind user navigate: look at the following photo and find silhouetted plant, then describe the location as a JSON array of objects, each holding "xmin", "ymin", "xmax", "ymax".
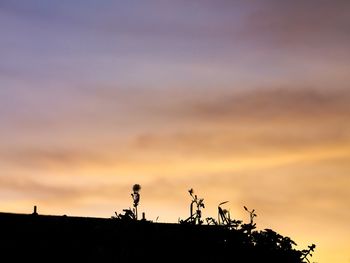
[
  {"xmin": 279, "ymin": 236, "xmax": 297, "ymax": 251},
  {"xmin": 301, "ymin": 244, "xmax": 316, "ymax": 263},
  {"xmin": 206, "ymin": 217, "xmax": 218, "ymax": 225},
  {"xmin": 180, "ymin": 188, "xmax": 205, "ymax": 225},
  {"xmin": 244, "ymin": 206, "xmax": 257, "ymax": 225},
  {"xmin": 218, "ymin": 201, "xmax": 230, "ymax": 225},
  {"xmin": 112, "ymin": 184, "xmax": 141, "ymax": 221},
  {"xmin": 212, "ymin": 201, "xmax": 243, "ymax": 229},
  {"xmin": 248, "ymin": 228, "xmax": 316, "ymax": 262},
  {"xmin": 132, "ymin": 184, "xmax": 141, "ymax": 220},
  {"xmin": 113, "ymin": 209, "xmax": 136, "ymax": 221},
  {"xmin": 111, "ymin": 185, "xmax": 316, "ymax": 262},
  {"xmin": 241, "ymin": 206, "xmax": 257, "ymax": 235}
]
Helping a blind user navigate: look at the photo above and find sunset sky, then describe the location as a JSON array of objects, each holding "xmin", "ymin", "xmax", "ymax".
[{"xmin": 1, "ymin": 1, "xmax": 350, "ymax": 262}]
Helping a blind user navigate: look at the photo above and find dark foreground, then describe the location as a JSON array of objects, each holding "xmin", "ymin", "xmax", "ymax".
[{"xmin": 0, "ymin": 212, "xmax": 310, "ymax": 262}]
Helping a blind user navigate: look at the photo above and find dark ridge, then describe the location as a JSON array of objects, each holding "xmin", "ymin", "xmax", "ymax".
[{"xmin": 0, "ymin": 211, "xmax": 314, "ymax": 263}]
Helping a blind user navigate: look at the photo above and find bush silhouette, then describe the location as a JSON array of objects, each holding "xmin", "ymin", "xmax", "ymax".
[{"xmin": 112, "ymin": 186, "xmax": 316, "ymax": 263}]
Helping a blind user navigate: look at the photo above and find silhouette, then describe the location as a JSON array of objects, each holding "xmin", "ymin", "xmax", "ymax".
[
  {"xmin": 301, "ymin": 244, "xmax": 316, "ymax": 263},
  {"xmin": 132, "ymin": 184, "xmax": 141, "ymax": 219},
  {"xmin": 32, "ymin": 205, "xmax": 38, "ymax": 216},
  {"xmin": 112, "ymin": 184, "xmax": 141, "ymax": 221},
  {"xmin": 0, "ymin": 186, "xmax": 316, "ymax": 263},
  {"xmin": 179, "ymin": 188, "xmax": 205, "ymax": 225},
  {"xmin": 218, "ymin": 201, "xmax": 230, "ymax": 225},
  {"xmin": 241, "ymin": 206, "xmax": 257, "ymax": 234},
  {"xmin": 206, "ymin": 201, "xmax": 243, "ymax": 229}
]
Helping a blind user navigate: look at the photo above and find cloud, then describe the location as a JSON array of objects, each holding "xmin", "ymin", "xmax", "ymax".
[
  {"xmin": 239, "ymin": 0, "xmax": 350, "ymax": 47},
  {"xmin": 172, "ymin": 87, "xmax": 350, "ymax": 122},
  {"xmin": 126, "ymin": 87, "xmax": 350, "ymax": 157},
  {"xmin": 81, "ymin": 85, "xmax": 350, "ymax": 131},
  {"xmin": 0, "ymin": 175, "xmax": 80, "ymax": 199},
  {"xmin": 1, "ymin": 86, "xmax": 349, "ymax": 178},
  {"xmin": 0, "ymin": 147, "xmax": 114, "ymax": 171}
]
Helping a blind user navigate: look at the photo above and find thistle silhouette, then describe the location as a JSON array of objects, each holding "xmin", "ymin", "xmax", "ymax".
[
  {"xmin": 132, "ymin": 184, "xmax": 141, "ymax": 220},
  {"xmin": 113, "ymin": 184, "xmax": 141, "ymax": 220}
]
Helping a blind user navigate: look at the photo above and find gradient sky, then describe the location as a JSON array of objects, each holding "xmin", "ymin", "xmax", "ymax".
[{"xmin": 1, "ymin": 1, "xmax": 350, "ymax": 262}]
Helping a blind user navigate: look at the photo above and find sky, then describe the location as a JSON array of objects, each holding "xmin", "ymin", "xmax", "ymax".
[{"xmin": 1, "ymin": 0, "xmax": 350, "ymax": 262}]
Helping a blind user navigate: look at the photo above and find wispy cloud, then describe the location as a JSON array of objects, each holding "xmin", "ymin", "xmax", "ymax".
[{"xmin": 168, "ymin": 87, "xmax": 350, "ymax": 122}]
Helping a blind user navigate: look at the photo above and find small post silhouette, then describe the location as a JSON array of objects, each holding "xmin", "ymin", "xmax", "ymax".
[{"xmin": 32, "ymin": 205, "xmax": 38, "ymax": 215}]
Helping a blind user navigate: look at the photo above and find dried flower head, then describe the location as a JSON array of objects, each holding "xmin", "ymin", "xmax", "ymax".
[{"xmin": 133, "ymin": 184, "xmax": 141, "ymax": 193}]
